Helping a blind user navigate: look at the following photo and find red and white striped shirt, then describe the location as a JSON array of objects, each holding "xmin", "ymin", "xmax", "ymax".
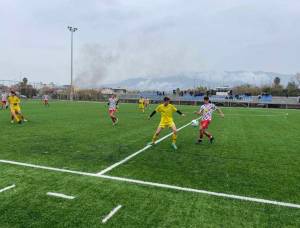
[{"xmin": 200, "ymin": 103, "xmax": 217, "ymax": 121}]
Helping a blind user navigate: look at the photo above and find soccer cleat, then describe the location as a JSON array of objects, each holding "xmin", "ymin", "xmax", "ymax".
[
  {"xmin": 10, "ymin": 120, "xmax": 14, "ymax": 124},
  {"xmin": 23, "ymin": 119, "xmax": 28, "ymax": 122},
  {"xmin": 209, "ymin": 136, "xmax": 215, "ymax": 144},
  {"xmin": 113, "ymin": 118, "xmax": 119, "ymax": 126},
  {"xmin": 196, "ymin": 139, "xmax": 203, "ymax": 144},
  {"xmin": 171, "ymin": 143, "xmax": 178, "ymax": 150}
]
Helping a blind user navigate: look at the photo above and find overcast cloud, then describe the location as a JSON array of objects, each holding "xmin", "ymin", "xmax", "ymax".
[{"xmin": 0, "ymin": 0, "xmax": 299, "ymax": 85}]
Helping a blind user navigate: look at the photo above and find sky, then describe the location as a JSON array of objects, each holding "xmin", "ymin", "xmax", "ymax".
[{"xmin": 0, "ymin": 0, "xmax": 299, "ymax": 86}]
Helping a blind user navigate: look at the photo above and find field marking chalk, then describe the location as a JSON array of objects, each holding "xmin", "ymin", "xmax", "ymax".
[
  {"xmin": 47, "ymin": 192, "xmax": 75, "ymax": 200},
  {"xmin": 96, "ymin": 118, "xmax": 200, "ymax": 175},
  {"xmin": 0, "ymin": 159, "xmax": 99, "ymax": 177},
  {"xmin": 0, "ymin": 184, "xmax": 16, "ymax": 193},
  {"xmin": 101, "ymin": 175, "xmax": 300, "ymax": 209},
  {"xmin": 102, "ymin": 205, "xmax": 122, "ymax": 224},
  {"xmin": 1, "ymin": 159, "xmax": 300, "ymax": 209}
]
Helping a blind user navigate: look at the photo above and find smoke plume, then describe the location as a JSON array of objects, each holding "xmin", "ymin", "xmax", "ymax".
[{"xmin": 75, "ymin": 44, "xmax": 120, "ymax": 88}]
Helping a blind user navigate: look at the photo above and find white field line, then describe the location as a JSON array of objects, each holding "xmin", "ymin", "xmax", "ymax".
[
  {"xmin": 1, "ymin": 159, "xmax": 300, "ymax": 209},
  {"xmin": 0, "ymin": 159, "xmax": 98, "ymax": 177},
  {"xmin": 0, "ymin": 184, "xmax": 15, "ymax": 193},
  {"xmin": 47, "ymin": 192, "xmax": 75, "ymax": 199},
  {"xmin": 96, "ymin": 118, "xmax": 200, "ymax": 175},
  {"xmin": 96, "ymin": 113, "xmax": 288, "ymax": 176},
  {"xmin": 101, "ymin": 175, "xmax": 300, "ymax": 209},
  {"xmin": 102, "ymin": 205, "xmax": 122, "ymax": 224}
]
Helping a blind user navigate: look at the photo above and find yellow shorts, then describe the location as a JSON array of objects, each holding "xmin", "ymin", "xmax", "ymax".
[
  {"xmin": 11, "ymin": 106, "xmax": 21, "ymax": 113},
  {"xmin": 159, "ymin": 121, "xmax": 175, "ymax": 129},
  {"xmin": 139, "ymin": 104, "xmax": 144, "ymax": 109}
]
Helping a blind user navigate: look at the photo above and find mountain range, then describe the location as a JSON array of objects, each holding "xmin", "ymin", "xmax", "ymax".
[{"xmin": 105, "ymin": 71, "xmax": 296, "ymax": 91}]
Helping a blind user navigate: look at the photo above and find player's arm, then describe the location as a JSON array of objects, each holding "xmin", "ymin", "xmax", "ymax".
[
  {"xmin": 216, "ymin": 107, "xmax": 225, "ymax": 118},
  {"xmin": 148, "ymin": 110, "xmax": 156, "ymax": 120},
  {"xmin": 172, "ymin": 105, "xmax": 185, "ymax": 116},
  {"xmin": 194, "ymin": 109, "xmax": 203, "ymax": 115},
  {"xmin": 176, "ymin": 110, "xmax": 185, "ymax": 116}
]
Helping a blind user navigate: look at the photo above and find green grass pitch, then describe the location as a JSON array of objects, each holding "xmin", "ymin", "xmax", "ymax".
[{"xmin": 1, "ymin": 100, "xmax": 300, "ymax": 227}]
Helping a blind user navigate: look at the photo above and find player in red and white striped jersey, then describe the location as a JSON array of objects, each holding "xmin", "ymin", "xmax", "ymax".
[
  {"xmin": 194, "ymin": 96, "xmax": 224, "ymax": 144},
  {"xmin": 107, "ymin": 94, "xmax": 119, "ymax": 126}
]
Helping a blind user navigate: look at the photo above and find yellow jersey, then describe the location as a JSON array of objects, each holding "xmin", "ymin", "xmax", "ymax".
[
  {"xmin": 139, "ymin": 98, "xmax": 145, "ymax": 105},
  {"xmin": 155, "ymin": 104, "xmax": 177, "ymax": 123},
  {"xmin": 8, "ymin": 96, "xmax": 20, "ymax": 107}
]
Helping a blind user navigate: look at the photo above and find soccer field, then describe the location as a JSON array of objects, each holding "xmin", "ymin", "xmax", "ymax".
[{"xmin": 1, "ymin": 100, "xmax": 300, "ymax": 227}]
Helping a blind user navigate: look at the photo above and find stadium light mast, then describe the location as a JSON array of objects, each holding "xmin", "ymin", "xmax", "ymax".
[{"xmin": 67, "ymin": 26, "xmax": 78, "ymax": 101}]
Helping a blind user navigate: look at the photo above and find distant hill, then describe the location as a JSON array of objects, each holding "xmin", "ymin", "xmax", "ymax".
[{"xmin": 105, "ymin": 71, "xmax": 295, "ymax": 90}]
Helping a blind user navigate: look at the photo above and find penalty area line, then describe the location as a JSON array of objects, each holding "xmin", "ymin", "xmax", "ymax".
[
  {"xmin": 1, "ymin": 159, "xmax": 300, "ymax": 209},
  {"xmin": 96, "ymin": 118, "xmax": 200, "ymax": 175}
]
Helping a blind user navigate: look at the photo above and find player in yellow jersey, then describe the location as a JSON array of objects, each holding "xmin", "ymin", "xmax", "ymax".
[
  {"xmin": 148, "ymin": 97, "xmax": 185, "ymax": 150},
  {"xmin": 8, "ymin": 91, "xmax": 27, "ymax": 124},
  {"xmin": 138, "ymin": 97, "xmax": 145, "ymax": 112}
]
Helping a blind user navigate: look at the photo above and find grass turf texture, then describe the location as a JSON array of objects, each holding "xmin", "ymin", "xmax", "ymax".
[{"xmin": 1, "ymin": 100, "xmax": 300, "ymax": 227}]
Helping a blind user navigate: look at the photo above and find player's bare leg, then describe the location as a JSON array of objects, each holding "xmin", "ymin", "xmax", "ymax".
[
  {"xmin": 197, "ymin": 127, "xmax": 204, "ymax": 144},
  {"xmin": 10, "ymin": 113, "xmax": 14, "ymax": 123},
  {"xmin": 204, "ymin": 130, "xmax": 214, "ymax": 143},
  {"xmin": 203, "ymin": 130, "xmax": 211, "ymax": 138},
  {"xmin": 10, "ymin": 110, "xmax": 21, "ymax": 123},
  {"xmin": 110, "ymin": 112, "xmax": 117, "ymax": 125},
  {"xmin": 17, "ymin": 111, "xmax": 27, "ymax": 122},
  {"xmin": 171, "ymin": 124, "xmax": 178, "ymax": 150},
  {"xmin": 149, "ymin": 127, "xmax": 162, "ymax": 145}
]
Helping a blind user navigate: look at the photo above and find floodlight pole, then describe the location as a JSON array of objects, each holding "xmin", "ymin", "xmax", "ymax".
[{"xmin": 67, "ymin": 26, "xmax": 78, "ymax": 101}]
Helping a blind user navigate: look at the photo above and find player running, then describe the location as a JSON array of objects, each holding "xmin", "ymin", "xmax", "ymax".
[
  {"xmin": 194, "ymin": 96, "xmax": 224, "ymax": 144},
  {"xmin": 108, "ymin": 94, "xmax": 119, "ymax": 126},
  {"xmin": 43, "ymin": 94, "xmax": 49, "ymax": 106},
  {"xmin": 8, "ymin": 91, "xmax": 27, "ymax": 124},
  {"xmin": 138, "ymin": 97, "xmax": 145, "ymax": 113},
  {"xmin": 1, "ymin": 92, "xmax": 8, "ymax": 110},
  {"xmin": 144, "ymin": 98, "xmax": 150, "ymax": 109},
  {"xmin": 148, "ymin": 97, "xmax": 185, "ymax": 150}
]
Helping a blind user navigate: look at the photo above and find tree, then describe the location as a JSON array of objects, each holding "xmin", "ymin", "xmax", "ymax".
[
  {"xmin": 18, "ymin": 78, "xmax": 37, "ymax": 98},
  {"xmin": 273, "ymin": 77, "xmax": 281, "ymax": 87},
  {"xmin": 295, "ymin": 73, "xmax": 300, "ymax": 88},
  {"xmin": 196, "ymin": 86, "xmax": 207, "ymax": 93},
  {"xmin": 286, "ymin": 81, "xmax": 299, "ymax": 96},
  {"xmin": 261, "ymin": 85, "xmax": 272, "ymax": 94},
  {"xmin": 22, "ymin": 77, "xmax": 28, "ymax": 85},
  {"xmin": 232, "ymin": 84, "xmax": 261, "ymax": 96}
]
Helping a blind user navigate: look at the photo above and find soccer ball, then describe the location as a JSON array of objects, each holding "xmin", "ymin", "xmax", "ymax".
[{"xmin": 191, "ymin": 119, "xmax": 199, "ymax": 127}]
